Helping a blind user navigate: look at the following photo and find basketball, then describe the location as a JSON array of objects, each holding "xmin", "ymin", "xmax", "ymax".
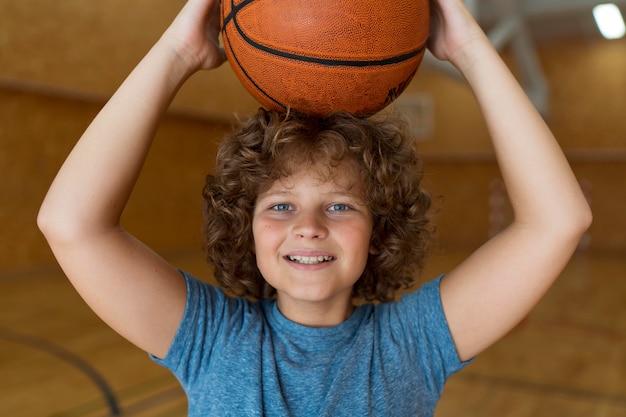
[{"xmin": 221, "ymin": 0, "xmax": 430, "ymax": 117}]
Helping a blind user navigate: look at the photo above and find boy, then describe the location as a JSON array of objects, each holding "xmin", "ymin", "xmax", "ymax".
[{"xmin": 38, "ymin": 0, "xmax": 592, "ymax": 415}]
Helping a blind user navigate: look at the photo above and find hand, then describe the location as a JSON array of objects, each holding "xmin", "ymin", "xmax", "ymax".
[
  {"xmin": 428, "ymin": 0, "xmax": 487, "ymax": 69},
  {"xmin": 160, "ymin": 0, "xmax": 226, "ymax": 73}
]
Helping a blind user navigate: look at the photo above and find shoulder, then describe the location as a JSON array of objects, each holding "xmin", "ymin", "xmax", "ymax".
[
  {"xmin": 156, "ymin": 272, "xmax": 265, "ymax": 363},
  {"xmin": 181, "ymin": 271, "xmax": 262, "ymax": 325},
  {"xmin": 363, "ymin": 275, "xmax": 471, "ymax": 393},
  {"xmin": 373, "ymin": 275, "xmax": 469, "ymax": 364},
  {"xmin": 374, "ymin": 275, "xmax": 446, "ymax": 320}
]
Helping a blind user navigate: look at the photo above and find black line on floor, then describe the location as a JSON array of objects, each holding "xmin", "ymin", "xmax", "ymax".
[
  {"xmin": 116, "ymin": 386, "xmax": 185, "ymax": 416},
  {"xmin": 0, "ymin": 327, "xmax": 121, "ymax": 416}
]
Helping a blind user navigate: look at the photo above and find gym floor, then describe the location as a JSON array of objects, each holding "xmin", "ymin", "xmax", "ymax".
[{"xmin": 1, "ymin": 248, "xmax": 624, "ymax": 417}]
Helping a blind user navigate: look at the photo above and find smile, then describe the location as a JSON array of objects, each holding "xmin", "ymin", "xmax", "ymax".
[{"xmin": 286, "ymin": 255, "xmax": 335, "ymax": 265}]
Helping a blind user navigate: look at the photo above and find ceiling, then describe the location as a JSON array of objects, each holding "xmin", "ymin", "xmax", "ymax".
[
  {"xmin": 476, "ymin": 0, "xmax": 626, "ymax": 40},
  {"xmin": 423, "ymin": 0, "xmax": 626, "ymax": 116}
]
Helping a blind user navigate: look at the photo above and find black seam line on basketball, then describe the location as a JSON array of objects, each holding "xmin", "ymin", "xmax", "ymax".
[
  {"xmin": 232, "ymin": 17, "xmax": 427, "ymax": 67},
  {"xmin": 221, "ymin": 0, "xmax": 254, "ymax": 28},
  {"xmin": 223, "ymin": 28, "xmax": 286, "ymax": 110}
]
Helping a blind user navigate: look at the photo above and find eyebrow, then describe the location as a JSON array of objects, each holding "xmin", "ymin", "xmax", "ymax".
[
  {"xmin": 257, "ymin": 190, "xmax": 365, "ymax": 205},
  {"xmin": 257, "ymin": 177, "xmax": 364, "ymax": 201},
  {"xmin": 255, "ymin": 191, "xmax": 292, "ymax": 206},
  {"xmin": 257, "ymin": 190, "xmax": 293, "ymax": 199}
]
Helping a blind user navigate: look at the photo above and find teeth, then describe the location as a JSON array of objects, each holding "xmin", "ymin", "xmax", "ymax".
[{"xmin": 287, "ymin": 255, "xmax": 333, "ymax": 264}]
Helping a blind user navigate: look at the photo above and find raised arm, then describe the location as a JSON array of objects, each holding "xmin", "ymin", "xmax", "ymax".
[
  {"xmin": 430, "ymin": 0, "xmax": 593, "ymax": 361},
  {"xmin": 37, "ymin": 0, "xmax": 225, "ymax": 359}
]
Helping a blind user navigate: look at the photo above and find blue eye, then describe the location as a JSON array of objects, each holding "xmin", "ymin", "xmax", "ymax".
[
  {"xmin": 272, "ymin": 203, "xmax": 292, "ymax": 211},
  {"xmin": 328, "ymin": 204, "xmax": 349, "ymax": 212}
]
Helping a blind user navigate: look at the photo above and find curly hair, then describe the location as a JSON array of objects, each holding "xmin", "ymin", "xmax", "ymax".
[{"xmin": 202, "ymin": 108, "xmax": 432, "ymax": 302}]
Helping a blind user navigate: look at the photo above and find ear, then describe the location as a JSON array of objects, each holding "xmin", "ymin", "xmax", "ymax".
[{"xmin": 369, "ymin": 243, "xmax": 380, "ymax": 255}]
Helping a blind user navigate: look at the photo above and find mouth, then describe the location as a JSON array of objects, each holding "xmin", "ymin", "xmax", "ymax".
[{"xmin": 286, "ymin": 255, "xmax": 336, "ymax": 265}]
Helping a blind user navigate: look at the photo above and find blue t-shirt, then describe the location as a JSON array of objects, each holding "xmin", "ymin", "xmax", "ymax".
[{"xmin": 152, "ymin": 272, "xmax": 470, "ymax": 416}]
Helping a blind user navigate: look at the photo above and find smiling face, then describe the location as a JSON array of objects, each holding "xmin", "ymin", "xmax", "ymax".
[{"xmin": 252, "ymin": 161, "xmax": 374, "ymax": 327}]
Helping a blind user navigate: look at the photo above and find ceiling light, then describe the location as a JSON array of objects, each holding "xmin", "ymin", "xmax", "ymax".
[{"xmin": 593, "ymin": 4, "xmax": 626, "ymax": 39}]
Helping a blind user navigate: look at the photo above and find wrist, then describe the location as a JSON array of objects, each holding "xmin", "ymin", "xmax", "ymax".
[
  {"xmin": 449, "ymin": 32, "xmax": 497, "ymax": 80},
  {"xmin": 150, "ymin": 39, "xmax": 200, "ymax": 86}
]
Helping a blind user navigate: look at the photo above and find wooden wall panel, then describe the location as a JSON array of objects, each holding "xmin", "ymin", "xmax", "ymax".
[
  {"xmin": 572, "ymin": 162, "xmax": 626, "ymax": 252},
  {"xmin": 0, "ymin": 0, "xmax": 260, "ymax": 119},
  {"xmin": 405, "ymin": 71, "xmax": 492, "ymax": 151},
  {"xmin": 543, "ymin": 39, "xmax": 626, "ymax": 149},
  {"xmin": 422, "ymin": 157, "xmax": 626, "ymax": 255},
  {"xmin": 0, "ymin": 88, "xmax": 228, "ymax": 274},
  {"xmin": 3, "ymin": 1, "xmax": 625, "ymax": 142},
  {"xmin": 1, "ymin": 1, "xmax": 625, "ymax": 275}
]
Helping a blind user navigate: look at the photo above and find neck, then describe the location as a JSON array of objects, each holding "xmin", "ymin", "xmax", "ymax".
[{"xmin": 276, "ymin": 298, "xmax": 355, "ymax": 328}]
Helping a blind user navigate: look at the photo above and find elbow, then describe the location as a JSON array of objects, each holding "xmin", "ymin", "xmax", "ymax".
[
  {"xmin": 37, "ymin": 201, "xmax": 87, "ymax": 245},
  {"xmin": 37, "ymin": 203, "xmax": 66, "ymax": 244},
  {"xmin": 527, "ymin": 199, "xmax": 593, "ymax": 249},
  {"xmin": 575, "ymin": 202, "xmax": 593, "ymax": 239},
  {"xmin": 570, "ymin": 192, "xmax": 593, "ymax": 235},
  {"xmin": 37, "ymin": 203, "xmax": 53, "ymax": 239},
  {"xmin": 38, "ymin": 199, "xmax": 121, "ymax": 246},
  {"xmin": 554, "ymin": 200, "xmax": 593, "ymax": 248}
]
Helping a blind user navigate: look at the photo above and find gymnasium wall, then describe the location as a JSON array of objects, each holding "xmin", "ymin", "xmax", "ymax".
[
  {"xmin": 404, "ymin": 37, "xmax": 626, "ymax": 253},
  {"xmin": 1, "ymin": 1, "xmax": 625, "ymax": 277}
]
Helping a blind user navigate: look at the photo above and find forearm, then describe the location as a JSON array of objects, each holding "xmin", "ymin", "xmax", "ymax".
[
  {"xmin": 432, "ymin": 0, "xmax": 592, "ymax": 362},
  {"xmin": 35, "ymin": 0, "xmax": 224, "ymax": 358},
  {"xmin": 38, "ymin": 41, "xmax": 194, "ymax": 240},
  {"xmin": 442, "ymin": 36, "xmax": 591, "ymax": 358},
  {"xmin": 455, "ymin": 37, "xmax": 591, "ymax": 234}
]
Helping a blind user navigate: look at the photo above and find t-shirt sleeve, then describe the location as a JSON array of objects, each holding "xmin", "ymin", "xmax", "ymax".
[
  {"xmin": 388, "ymin": 274, "xmax": 473, "ymax": 395},
  {"xmin": 149, "ymin": 270, "xmax": 236, "ymax": 386}
]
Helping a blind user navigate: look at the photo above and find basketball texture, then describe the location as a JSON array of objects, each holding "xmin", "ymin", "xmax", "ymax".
[{"xmin": 221, "ymin": 0, "xmax": 430, "ymax": 117}]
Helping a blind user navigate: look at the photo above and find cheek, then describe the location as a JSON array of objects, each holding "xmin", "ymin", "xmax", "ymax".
[
  {"xmin": 252, "ymin": 220, "xmax": 281, "ymax": 252},
  {"xmin": 252, "ymin": 222, "xmax": 283, "ymax": 285},
  {"xmin": 340, "ymin": 224, "xmax": 374, "ymax": 258}
]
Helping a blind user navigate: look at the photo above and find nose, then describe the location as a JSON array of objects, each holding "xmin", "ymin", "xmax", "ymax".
[{"xmin": 293, "ymin": 210, "xmax": 328, "ymax": 239}]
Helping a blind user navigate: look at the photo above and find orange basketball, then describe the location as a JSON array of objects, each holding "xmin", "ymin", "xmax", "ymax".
[{"xmin": 221, "ymin": 0, "xmax": 430, "ymax": 117}]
